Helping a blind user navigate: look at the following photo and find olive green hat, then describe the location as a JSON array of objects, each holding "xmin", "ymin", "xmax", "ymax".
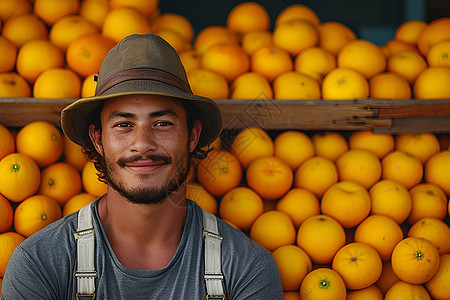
[{"xmin": 61, "ymin": 34, "xmax": 223, "ymax": 148}]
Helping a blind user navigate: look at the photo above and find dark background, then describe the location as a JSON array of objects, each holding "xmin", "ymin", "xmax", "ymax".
[{"xmin": 158, "ymin": 0, "xmax": 450, "ymax": 46}]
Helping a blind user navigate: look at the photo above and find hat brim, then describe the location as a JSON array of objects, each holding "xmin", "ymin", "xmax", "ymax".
[{"xmin": 61, "ymin": 79, "xmax": 223, "ymax": 149}]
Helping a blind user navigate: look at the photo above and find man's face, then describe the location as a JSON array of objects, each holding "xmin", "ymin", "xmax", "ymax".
[{"xmin": 89, "ymin": 94, "xmax": 201, "ymax": 205}]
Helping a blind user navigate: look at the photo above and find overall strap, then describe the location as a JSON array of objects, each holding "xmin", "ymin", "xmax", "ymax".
[
  {"xmin": 202, "ymin": 209, "xmax": 225, "ymax": 299},
  {"xmin": 74, "ymin": 203, "xmax": 97, "ymax": 300}
]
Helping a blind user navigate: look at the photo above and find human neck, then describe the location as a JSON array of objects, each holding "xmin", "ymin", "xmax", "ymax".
[{"xmin": 98, "ymin": 187, "xmax": 188, "ymax": 270}]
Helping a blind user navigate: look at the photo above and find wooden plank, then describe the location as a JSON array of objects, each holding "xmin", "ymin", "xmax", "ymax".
[
  {"xmin": 369, "ymin": 99, "xmax": 450, "ymax": 117},
  {"xmin": 374, "ymin": 116, "xmax": 450, "ymax": 134}
]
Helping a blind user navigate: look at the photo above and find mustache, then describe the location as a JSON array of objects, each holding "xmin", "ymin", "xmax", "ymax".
[{"xmin": 117, "ymin": 154, "xmax": 172, "ymax": 167}]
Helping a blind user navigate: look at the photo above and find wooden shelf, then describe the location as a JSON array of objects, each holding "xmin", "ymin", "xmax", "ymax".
[{"xmin": 1, "ymin": 98, "xmax": 450, "ymax": 133}]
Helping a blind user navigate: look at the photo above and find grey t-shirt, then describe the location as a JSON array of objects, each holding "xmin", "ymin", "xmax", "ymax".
[{"xmin": 1, "ymin": 198, "xmax": 283, "ymax": 299}]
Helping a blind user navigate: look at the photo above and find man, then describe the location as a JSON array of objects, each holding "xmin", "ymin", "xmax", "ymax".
[{"xmin": 2, "ymin": 34, "xmax": 283, "ymax": 299}]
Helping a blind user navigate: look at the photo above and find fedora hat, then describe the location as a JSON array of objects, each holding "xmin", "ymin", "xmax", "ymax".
[{"xmin": 61, "ymin": 34, "xmax": 223, "ymax": 149}]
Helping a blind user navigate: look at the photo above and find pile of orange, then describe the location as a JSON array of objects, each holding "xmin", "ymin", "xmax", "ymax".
[
  {"xmin": 1, "ymin": 1, "xmax": 450, "ymax": 100},
  {"xmin": 191, "ymin": 127, "xmax": 450, "ymax": 298},
  {"xmin": 0, "ymin": 120, "xmax": 106, "ymax": 280}
]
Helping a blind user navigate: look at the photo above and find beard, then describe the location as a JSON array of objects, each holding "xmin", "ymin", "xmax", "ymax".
[{"xmin": 100, "ymin": 149, "xmax": 191, "ymax": 206}]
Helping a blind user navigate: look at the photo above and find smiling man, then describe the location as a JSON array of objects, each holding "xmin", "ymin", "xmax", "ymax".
[{"xmin": 1, "ymin": 34, "xmax": 283, "ymax": 299}]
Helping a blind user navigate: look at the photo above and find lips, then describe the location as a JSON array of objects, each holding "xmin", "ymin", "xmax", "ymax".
[{"xmin": 117, "ymin": 154, "xmax": 172, "ymax": 169}]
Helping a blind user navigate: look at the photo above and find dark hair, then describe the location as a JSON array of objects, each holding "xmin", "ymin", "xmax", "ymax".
[{"xmin": 82, "ymin": 99, "xmax": 212, "ymax": 182}]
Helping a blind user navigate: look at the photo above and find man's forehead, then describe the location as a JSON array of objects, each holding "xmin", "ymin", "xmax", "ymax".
[{"xmin": 101, "ymin": 95, "xmax": 185, "ymax": 115}]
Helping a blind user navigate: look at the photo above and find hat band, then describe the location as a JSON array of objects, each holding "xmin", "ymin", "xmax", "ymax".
[{"xmin": 95, "ymin": 68, "xmax": 192, "ymax": 96}]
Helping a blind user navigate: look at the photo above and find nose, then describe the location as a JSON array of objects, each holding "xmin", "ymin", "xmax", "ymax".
[{"xmin": 130, "ymin": 125, "xmax": 156, "ymax": 154}]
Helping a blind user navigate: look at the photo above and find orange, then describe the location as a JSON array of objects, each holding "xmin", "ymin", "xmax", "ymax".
[
  {"xmin": 187, "ymin": 68, "xmax": 229, "ymax": 100},
  {"xmin": 0, "ymin": 72, "xmax": 31, "ymax": 98},
  {"xmin": 16, "ymin": 121, "xmax": 64, "ymax": 168},
  {"xmin": 273, "ymin": 71, "xmax": 321, "ymax": 100},
  {"xmin": 194, "ymin": 25, "xmax": 238, "ymax": 55},
  {"xmin": 33, "ymin": 68, "xmax": 82, "ymax": 99},
  {"xmin": 39, "ymin": 162, "xmax": 82, "ymax": 206},
  {"xmin": 382, "ymin": 39, "xmax": 421, "ymax": 57},
  {"xmin": 336, "ymin": 149, "xmax": 382, "ymax": 189},
  {"xmin": 296, "ymin": 214, "xmax": 346, "ymax": 264},
  {"xmin": 318, "ymin": 21, "xmax": 357, "ymax": 55},
  {"xmin": 408, "ymin": 217, "xmax": 450, "ymax": 255},
  {"xmin": 102, "ymin": 7, "xmax": 152, "ymax": 44},
  {"xmin": 312, "ymin": 131, "xmax": 349, "ymax": 161},
  {"xmin": 294, "ymin": 47, "xmax": 336, "ymax": 82},
  {"xmin": 155, "ymin": 29, "xmax": 187, "ymax": 53},
  {"xmin": 246, "ymin": 156, "xmax": 293, "ymax": 200},
  {"xmin": 387, "ymin": 51, "xmax": 427, "ymax": 84},
  {"xmin": 299, "ymin": 268, "xmax": 347, "ymax": 300},
  {"xmin": 417, "ymin": 17, "xmax": 450, "ymax": 56},
  {"xmin": 249, "ymin": 210, "xmax": 296, "ymax": 251},
  {"xmin": 0, "ymin": 123, "xmax": 14, "ymax": 160},
  {"xmin": 196, "ymin": 150, "xmax": 242, "ymax": 197},
  {"xmin": 63, "ymin": 135, "xmax": 87, "ymax": 172},
  {"xmin": 230, "ymin": 127, "xmax": 274, "ymax": 168},
  {"xmin": 272, "ymin": 244, "xmax": 312, "ymax": 291},
  {"xmin": 283, "ymin": 291, "xmax": 300, "ymax": 300},
  {"xmin": 219, "ymin": 186, "xmax": 264, "ymax": 230},
  {"xmin": 34, "ymin": 0, "xmax": 80, "ymax": 26},
  {"xmin": 49, "ymin": 15, "xmax": 99, "ymax": 51},
  {"xmin": 337, "ymin": 39, "xmax": 387, "ymax": 78},
  {"xmin": 394, "ymin": 20, "xmax": 427, "ymax": 45},
  {"xmin": 230, "ymin": 71, "xmax": 273, "ymax": 100},
  {"xmin": 427, "ymin": 40, "xmax": 450, "ymax": 67},
  {"xmin": 413, "ymin": 66, "xmax": 450, "ymax": 99},
  {"xmin": 382, "ymin": 150, "xmax": 423, "ymax": 189},
  {"xmin": 0, "ymin": 153, "xmax": 41, "ymax": 202},
  {"xmin": 348, "ymin": 130, "xmax": 395, "ymax": 158},
  {"xmin": 0, "ymin": 0, "xmax": 32, "ymax": 21},
  {"xmin": 272, "ymin": 19, "xmax": 319, "ymax": 56},
  {"xmin": 346, "ymin": 285, "xmax": 383, "ymax": 300},
  {"xmin": 151, "ymin": 13, "xmax": 194, "ymax": 42},
  {"xmin": 240, "ymin": 30, "xmax": 272, "ymax": 55},
  {"xmin": 391, "ymin": 237, "xmax": 440, "ymax": 284},
  {"xmin": 79, "ymin": 0, "xmax": 110, "ymax": 28},
  {"xmin": 375, "ymin": 261, "xmax": 400, "ymax": 294},
  {"xmin": 294, "ymin": 156, "xmax": 339, "ymax": 198},
  {"xmin": 186, "ymin": 182, "xmax": 217, "ymax": 215},
  {"xmin": 425, "ymin": 150, "xmax": 450, "ymax": 196},
  {"xmin": 226, "ymin": 2, "xmax": 270, "ymax": 35},
  {"xmin": 384, "ymin": 281, "xmax": 431, "ymax": 300},
  {"xmin": 276, "ymin": 188, "xmax": 320, "ymax": 228},
  {"xmin": 250, "ymin": 47, "xmax": 293, "ymax": 82},
  {"xmin": 67, "ymin": 33, "xmax": 116, "ymax": 78},
  {"xmin": 14, "ymin": 194, "xmax": 62, "ymax": 237},
  {"xmin": 81, "ymin": 73, "xmax": 98, "ymax": 98},
  {"xmin": 408, "ymin": 183, "xmax": 448, "ymax": 224},
  {"xmin": 321, "ymin": 67, "xmax": 370, "ymax": 100},
  {"xmin": 396, "ymin": 133, "xmax": 440, "ymax": 163},
  {"xmin": 274, "ymin": 130, "xmax": 314, "ymax": 170},
  {"xmin": 109, "ymin": 0, "xmax": 158, "ymax": 17},
  {"xmin": 179, "ymin": 50, "xmax": 201, "ymax": 74},
  {"xmin": 0, "ymin": 35, "xmax": 16, "ymax": 72},
  {"xmin": 332, "ymin": 242, "xmax": 383, "ymax": 290},
  {"xmin": 0, "ymin": 194, "xmax": 13, "ymax": 233},
  {"xmin": 201, "ymin": 43, "xmax": 250, "ymax": 82},
  {"xmin": 321, "ymin": 181, "xmax": 371, "ymax": 228},
  {"xmin": 16, "ymin": 39, "xmax": 65, "ymax": 84},
  {"xmin": 369, "ymin": 72, "xmax": 412, "ymax": 100},
  {"xmin": 369, "ymin": 179, "xmax": 412, "ymax": 224},
  {"xmin": 0, "ymin": 232, "xmax": 26, "ymax": 277},
  {"xmin": 275, "ymin": 4, "xmax": 320, "ymax": 27},
  {"xmin": 63, "ymin": 193, "xmax": 96, "ymax": 217},
  {"xmin": 424, "ymin": 253, "xmax": 450, "ymax": 300},
  {"xmin": 354, "ymin": 214, "xmax": 404, "ymax": 261},
  {"xmin": 81, "ymin": 160, "xmax": 107, "ymax": 197}
]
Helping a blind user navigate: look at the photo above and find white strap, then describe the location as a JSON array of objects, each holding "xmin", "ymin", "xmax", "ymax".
[
  {"xmin": 75, "ymin": 204, "xmax": 96, "ymax": 299},
  {"xmin": 202, "ymin": 209, "xmax": 225, "ymax": 299}
]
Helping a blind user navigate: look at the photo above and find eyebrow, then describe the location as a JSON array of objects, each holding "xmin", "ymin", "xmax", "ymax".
[{"xmin": 107, "ymin": 109, "xmax": 178, "ymax": 121}]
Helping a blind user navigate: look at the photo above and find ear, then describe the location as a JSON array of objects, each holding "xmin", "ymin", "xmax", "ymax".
[
  {"xmin": 188, "ymin": 120, "xmax": 202, "ymax": 153},
  {"xmin": 88, "ymin": 124, "xmax": 104, "ymax": 155}
]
